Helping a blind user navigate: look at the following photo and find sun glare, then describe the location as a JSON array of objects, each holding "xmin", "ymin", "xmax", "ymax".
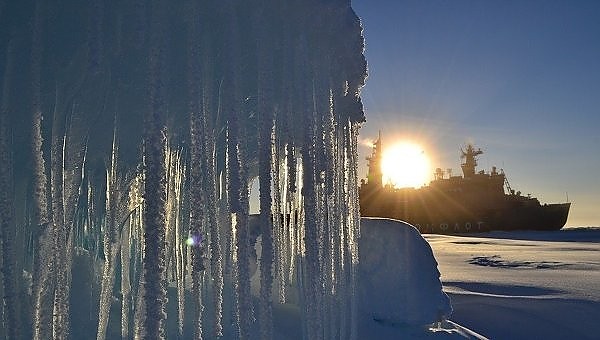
[{"xmin": 381, "ymin": 142, "xmax": 430, "ymax": 188}]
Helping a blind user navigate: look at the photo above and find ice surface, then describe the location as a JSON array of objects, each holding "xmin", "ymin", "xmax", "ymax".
[{"xmin": 427, "ymin": 229, "xmax": 600, "ymax": 339}]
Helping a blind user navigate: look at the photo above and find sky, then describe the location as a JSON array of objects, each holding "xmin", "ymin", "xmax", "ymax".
[{"xmin": 352, "ymin": 0, "xmax": 600, "ymax": 227}]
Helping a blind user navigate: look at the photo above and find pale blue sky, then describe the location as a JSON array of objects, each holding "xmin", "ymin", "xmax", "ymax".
[{"xmin": 352, "ymin": 0, "xmax": 600, "ymax": 226}]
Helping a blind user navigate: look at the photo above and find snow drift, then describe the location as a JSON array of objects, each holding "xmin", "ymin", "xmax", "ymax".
[{"xmin": 358, "ymin": 217, "xmax": 452, "ymax": 326}]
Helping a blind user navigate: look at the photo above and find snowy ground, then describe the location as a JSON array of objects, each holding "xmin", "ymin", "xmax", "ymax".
[{"xmin": 425, "ymin": 228, "xmax": 600, "ymax": 340}]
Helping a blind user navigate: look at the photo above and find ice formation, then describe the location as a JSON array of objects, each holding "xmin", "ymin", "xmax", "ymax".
[
  {"xmin": 358, "ymin": 218, "xmax": 452, "ymax": 326},
  {"xmin": 1, "ymin": 0, "xmax": 367, "ymax": 339}
]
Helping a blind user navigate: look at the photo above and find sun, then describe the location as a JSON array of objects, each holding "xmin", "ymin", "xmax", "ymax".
[{"xmin": 381, "ymin": 142, "xmax": 430, "ymax": 188}]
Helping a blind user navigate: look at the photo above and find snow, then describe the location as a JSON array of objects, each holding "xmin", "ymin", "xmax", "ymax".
[
  {"xmin": 427, "ymin": 228, "xmax": 600, "ymax": 339},
  {"xmin": 358, "ymin": 218, "xmax": 452, "ymax": 326}
]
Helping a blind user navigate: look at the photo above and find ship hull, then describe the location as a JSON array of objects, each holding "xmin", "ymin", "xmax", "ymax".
[
  {"xmin": 359, "ymin": 188, "xmax": 571, "ymax": 234},
  {"xmin": 487, "ymin": 202, "xmax": 571, "ymax": 232}
]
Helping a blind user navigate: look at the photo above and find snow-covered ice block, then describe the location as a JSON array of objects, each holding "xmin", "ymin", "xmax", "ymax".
[{"xmin": 359, "ymin": 217, "xmax": 452, "ymax": 326}]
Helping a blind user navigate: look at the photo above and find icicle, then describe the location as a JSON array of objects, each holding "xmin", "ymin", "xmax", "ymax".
[
  {"xmin": 13, "ymin": 2, "xmax": 370, "ymax": 339},
  {"xmin": 97, "ymin": 123, "xmax": 134, "ymax": 340},
  {"xmin": 233, "ymin": 137, "xmax": 253, "ymax": 340},
  {"xmin": 187, "ymin": 0, "xmax": 206, "ymax": 335},
  {"xmin": 323, "ymin": 89, "xmax": 338, "ymax": 340},
  {"xmin": 257, "ymin": 3, "xmax": 276, "ymax": 335},
  {"xmin": 141, "ymin": 125, "xmax": 168, "ymax": 340},
  {"xmin": 133, "ymin": 269, "xmax": 145, "ymax": 340},
  {"xmin": 301, "ymin": 110, "xmax": 322, "ymax": 340},
  {"xmin": 30, "ymin": 2, "xmax": 53, "ymax": 338},
  {"xmin": 220, "ymin": 1, "xmax": 254, "ymax": 337},
  {"xmin": 155, "ymin": 146, "xmax": 187, "ymax": 338},
  {"xmin": 258, "ymin": 123, "xmax": 274, "ymax": 340},
  {"xmin": 50, "ymin": 146, "xmax": 65, "ymax": 340},
  {"xmin": 280, "ymin": 146, "xmax": 290, "ymax": 296},
  {"xmin": 272, "ymin": 133, "xmax": 285, "ymax": 305},
  {"xmin": 348, "ymin": 122, "xmax": 361, "ymax": 340},
  {"xmin": 172, "ymin": 150, "xmax": 186, "ymax": 338},
  {"xmin": 200, "ymin": 40, "xmax": 224, "ymax": 336},
  {"xmin": 189, "ymin": 84, "xmax": 206, "ymax": 340},
  {"xmin": 131, "ymin": 199, "xmax": 145, "ymax": 340},
  {"xmin": 164, "ymin": 147, "xmax": 173, "ymax": 283},
  {"xmin": 97, "ymin": 124, "xmax": 116, "ymax": 340},
  {"xmin": 206, "ymin": 139, "xmax": 225, "ymax": 338},
  {"xmin": 121, "ymin": 214, "xmax": 132, "ymax": 339},
  {"xmin": 141, "ymin": 0, "xmax": 169, "ymax": 336},
  {"xmin": 53, "ymin": 102, "xmax": 87, "ymax": 340},
  {"xmin": 224, "ymin": 83, "xmax": 253, "ymax": 340}
]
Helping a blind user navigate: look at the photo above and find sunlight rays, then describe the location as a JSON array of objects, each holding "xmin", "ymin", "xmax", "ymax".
[{"xmin": 381, "ymin": 142, "xmax": 430, "ymax": 188}]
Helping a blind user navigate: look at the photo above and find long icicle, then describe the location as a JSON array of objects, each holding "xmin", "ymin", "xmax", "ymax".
[
  {"xmin": 50, "ymin": 103, "xmax": 67, "ymax": 340},
  {"xmin": 96, "ymin": 125, "xmax": 120, "ymax": 340},
  {"xmin": 30, "ymin": 1, "xmax": 53, "ymax": 337},
  {"xmin": 121, "ymin": 210, "xmax": 132, "ymax": 339},
  {"xmin": 141, "ymin": 0, "xmax": 168, "ymax": 337},
  {"xmin": 199, "ymin": 16, "xmax": 225, "ymax": 333},
  {"xmin": 257, "ymin": 2, "xmax": 275, "ymax": 337},
  {"xmin": 188, "ymin": 0, "xmax": 206, "ymax": 337},
  {"xmin": 172, "ymin": 149, "xmax": 186, "ymax": 338}
]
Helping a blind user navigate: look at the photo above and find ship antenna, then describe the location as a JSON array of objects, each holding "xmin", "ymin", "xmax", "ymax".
[{"xmin": 460, "ymin": 143, "xmax": 483, "ymax": 178}]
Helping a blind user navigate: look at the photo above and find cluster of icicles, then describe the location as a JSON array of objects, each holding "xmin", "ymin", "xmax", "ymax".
[
  {"xmin": 89, "ymin": 123, "xmax": 364, "ymax": 340},
  {"xmin": 1, "ymin": 0, "xmax": 368, "ymax": 339}
]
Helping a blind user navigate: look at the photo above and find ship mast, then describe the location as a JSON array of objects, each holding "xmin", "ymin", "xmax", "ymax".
[
  {"xmin": 366, "ymin": 131, "xmax": 383, "ymax": 188},
  {"xmin": 460, "ymin": 143, "xmax": 483, "ymax": 178}
]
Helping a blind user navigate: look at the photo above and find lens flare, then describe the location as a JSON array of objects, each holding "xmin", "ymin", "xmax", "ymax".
[{"xmin": 186, "ymin": 234, "xmax": 202, "ymax": 247}]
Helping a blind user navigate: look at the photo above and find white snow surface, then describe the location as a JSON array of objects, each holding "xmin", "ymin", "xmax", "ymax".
[
  {"xmin": 357, "ymin": 218, "xmax": 451, "ymax": 326},
  {"xmin": 426, "ymin": 228, "xmax": 600, "ymax": 340}
]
